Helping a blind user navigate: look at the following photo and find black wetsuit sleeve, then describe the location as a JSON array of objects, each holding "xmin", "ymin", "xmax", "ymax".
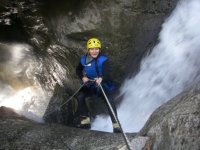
[
  {"xmin": 102, "ymin": 59, "xmax": 111, "ymax": 82},
  {"xmin": 76, "ymin": 61, "xmax": 84, "ymax": 80}
]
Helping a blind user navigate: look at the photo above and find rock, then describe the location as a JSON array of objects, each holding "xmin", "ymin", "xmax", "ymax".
[
  {"xmin": 0, "ymin": 0, "xmax": 179, "ymax": 88},
  {"xmin": 130, "ymin": 136, "xmax": 149, "ymax": 150},
  {"xmin": 2, "ymin": 80, "xmax": 200, "ymax": 150},
  {"xmin": 0, "ymin": 106, "xmax": 20, "ymax": 118},
  {"xmin": 0, "ymin": 106, "xmax": 136, "ymax": 150},
  {"xmin": 44, "ymin": 0, "xmax": 178, "ymax": 84},
  {"xmin": 139, "ymin": 83, "xmax": 200, "ymax": 150}
]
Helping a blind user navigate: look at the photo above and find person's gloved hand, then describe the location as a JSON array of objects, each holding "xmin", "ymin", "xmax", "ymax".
[
  {"xmin": 95, "ymin": 77, "xmax": 103, "ymax": 85},
  {"xmin": 82, "ymin": 76, "xmax": 89, "ymax": 83}
]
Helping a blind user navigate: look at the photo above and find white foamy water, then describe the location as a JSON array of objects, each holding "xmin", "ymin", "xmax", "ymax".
[
  {"xmin": 92, "ymin": 0, "xmax": 200, "ymax": 132},
  {"xmin": 0, "ymin": 85, "xmax": 48, "ymax": 122},
  {"xmin": 0, "ymin": 42, "xmax": 67, "ymax": 123},
  {"xmin": 0, "ymin": 43, "xmax": 49, "ymax": 122}
]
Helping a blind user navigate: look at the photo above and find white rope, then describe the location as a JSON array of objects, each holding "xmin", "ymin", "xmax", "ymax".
[
  {"xmin": 45, "ymin": 80, "xmax": 132, "ymax": 150},
  {"xmin": 44, "ymin": 84, "xmax": 85, "ymax": 116},
  {"xmin": 99, "ymin": 83, "xmax": 133, "ymax": 150},
  {"xmin": 59, "ymin": 84, "xmax": 85, "ymax": 108}
]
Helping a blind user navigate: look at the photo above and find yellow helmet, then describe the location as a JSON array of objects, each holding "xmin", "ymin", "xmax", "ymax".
[{"xmin": 87, "ymin": 38, "xmax": 101, "ymax": 49}]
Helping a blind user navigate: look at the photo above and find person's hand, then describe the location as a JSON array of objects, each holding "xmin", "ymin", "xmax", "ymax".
[
  {"xmin": 95, "ymin": 77, "xmax": 103, "ymax": 85},
  {"xmin": 82, "ymin": 76, "xmax": 89, "ymax": 83}
]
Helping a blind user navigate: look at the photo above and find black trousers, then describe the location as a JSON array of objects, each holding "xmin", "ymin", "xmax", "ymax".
[{"xmin": 75, "ymin": 82, "xmax": 118, "ymax": 124}]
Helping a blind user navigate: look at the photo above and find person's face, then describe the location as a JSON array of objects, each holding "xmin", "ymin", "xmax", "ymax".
[{"xmin": 88, "ymin": 48, "xmax": 100, "ymax": 58}]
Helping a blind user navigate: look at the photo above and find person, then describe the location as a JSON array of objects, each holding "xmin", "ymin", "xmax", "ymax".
[{"xmin": 75, "ymin": 37, "xmax": 121, "ymax": 133}]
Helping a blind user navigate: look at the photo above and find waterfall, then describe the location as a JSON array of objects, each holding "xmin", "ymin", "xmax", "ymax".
[{"xmin": 91, "ymin": 0, "xmax": 200, "ymax": 132}]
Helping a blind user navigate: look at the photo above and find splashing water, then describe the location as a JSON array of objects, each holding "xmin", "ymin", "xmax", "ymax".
[
  {"xmin": 92, "ymin": 0, "xmax": 200, "ymax": 132},
  {"xmin": 0, "ymin": 43, "xmax": 47, "ymax": 122},
  {"xmin": 0, "ymin": 86, "xmax": 47, "ymax": 122},
  {"xmin": 0, "ymin": 43, "xmax": 66, "ymax": 122}
]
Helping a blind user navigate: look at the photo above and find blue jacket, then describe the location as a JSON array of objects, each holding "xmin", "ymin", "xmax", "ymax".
[
  {"xmin": 80, "ymin": 54, "xmax": 107, "ymax": 79},
  {"xmin": 76, "ymin": 54, "xmax": 115, "ymax": 92}
]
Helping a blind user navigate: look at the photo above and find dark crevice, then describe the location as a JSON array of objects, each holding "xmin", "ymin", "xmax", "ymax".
[{"xmin": 0, "ymin": 18, "xmax": 29, "ymax": 42}]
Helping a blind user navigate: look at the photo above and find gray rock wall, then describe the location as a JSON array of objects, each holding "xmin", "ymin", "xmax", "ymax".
[
  {"xmin": 140, "ymin": 83, "xmax": 200, "ymax": 150},
  {"xmin": 45, "ymin": 0, "xmax": 178, "ymax": 84},
  {"xmin": 0, "ymin": 0, "xmax": 178, "ymax": 90},
  {"xmin": 0, "ymin": 106, "xmax": 135, "ymax": 150},
  {"xmin": 1, "ymin": 81, "xmax": 200, "ymax": 149}
]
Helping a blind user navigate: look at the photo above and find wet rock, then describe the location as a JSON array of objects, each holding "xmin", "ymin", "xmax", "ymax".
[
  {"xmin": 0, "ymin": 0, "xmax": 179, "ymax": 89},
  {"xmin": 0, "ymin": 106, "xmax": 135, "ymax": 150},
  {"xmin": 46, "ymin": 0, "xmax": 178, "ymax": 83},
  {"xmin": 0, "ymin": 106, "xmax": 20, "ymax": 118},
  {"xmin": 1, "ymin": 80, "xmax": 200, "ymax": 150},
  {"xmin": 139, "ymin": 83, "xmax": 200, "ymax": 150}
]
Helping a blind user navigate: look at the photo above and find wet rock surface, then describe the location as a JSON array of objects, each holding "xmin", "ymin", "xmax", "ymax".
[
  {"xmin": 0, "ymin": 0, "xmax": 178, "ymax": 85},
  {"xmin": 44, "ymin": 0, "xmax": 178, "ymax": 83},
  {"xmin": 1, "ymin": 81, "xmax": 200, "ymax": 150},
  {"xmin": 0, "ymin": 106, "xmax": 136, "ymax": 150},
  {"xmin": 139, "ymin": 83, "xmax": 200, "ymax": 150}
]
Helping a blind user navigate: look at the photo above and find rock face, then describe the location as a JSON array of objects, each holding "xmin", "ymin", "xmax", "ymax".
[
  {"xmin": 0, "ymin": 0, "xmax": 179, "ymax": 85},
  {"xmin": 1, "ymin": 81, "xmax": 200, "ymax": 150},
  {"xmin": 45, "ymin": 0, "xmax": 178, "ymax": 83},
  {"xmin": 0, "ymin": 106, "xmax": 136, "ymax": 150},
  {"xmin": 139, "ymin": 84, "xmax": 200, "ymax": 150}
]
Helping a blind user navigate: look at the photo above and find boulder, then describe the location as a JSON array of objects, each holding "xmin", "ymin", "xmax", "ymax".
[
  {"xmin": 0, "ymin": 106, "xmax": 136, "ymax": 150},
  {"xmin": 139, "ymin": 84, "xmax": 200, "ymax": 150}
]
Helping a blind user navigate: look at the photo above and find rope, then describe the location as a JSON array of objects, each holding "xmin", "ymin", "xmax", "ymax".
[
  {"xmin": 45, "ymin": 80, "xmax": 132, "ymax": 149},
  {"xmin": 59, "ymin": 84, "xmax": 85, "ymax": 108},
  {"xmin": 44, "ymin": 83, "xmax": 85, "ymax": 117},
  {"xmin": 99, "ymin": 83, "xmax": 133, "ymax": 150}
]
